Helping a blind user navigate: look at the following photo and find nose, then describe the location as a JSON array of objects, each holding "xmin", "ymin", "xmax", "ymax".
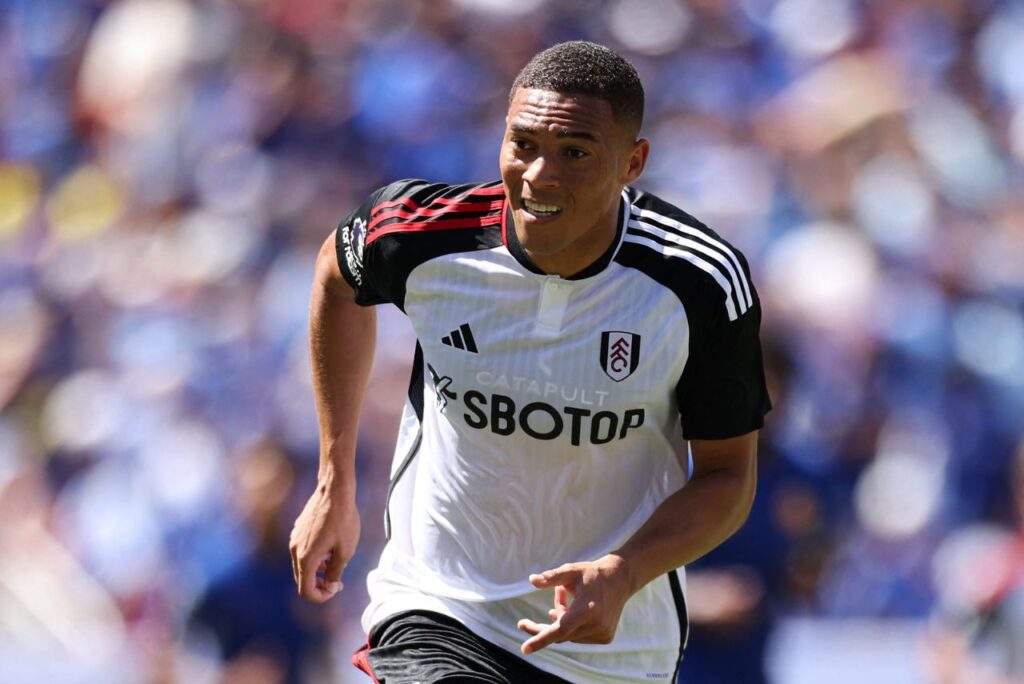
[{"xmin": 522, "ymin": 154, "xmax": 558, "ymax": 188}]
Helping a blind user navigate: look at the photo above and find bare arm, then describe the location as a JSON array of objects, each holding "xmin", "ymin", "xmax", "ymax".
[
  {"xmin": 614, "ymin": 431, "xmax": 758, "ymax": 585},
  {"xmin": 289, "ymin": 230, "xmax": 376, "ymax": 603},
  {"xmin": 519, "ymin": 431, "xmax": 758, "ymax": 653}
]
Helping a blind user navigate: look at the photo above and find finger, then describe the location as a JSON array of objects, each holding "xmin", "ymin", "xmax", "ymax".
[
  {"xmin": 289, "ymin": 543, "xmax": 300, "ymax": 588},
  {"xmin": 521, "ymin": 608, "xmax": 588, "ymax": 655},
  {"xmin": 548, "ymin": 585, "xmax": 569, "ymax": 622},
  {"xmin": 313, "ymin": 557, "xmax": 344, "ymax": 596},
  {"xmin": 313, "ymin": 555, "xmax": 329, "ymax": 592},
  {"xmin": 517, "ymin": 618, "xmax": 547, "ymax": 636},
  {"xmin": 298, "ymin": 551, "xmax": 336, "ymax": 603},
  {"xmin": 322, "ymin": 548, "xmax": 347, "ymax": 594},
  {"xmin": 529, "ymin": 565, "xmax": 578, "ymax": 590},
  {"xmin": 521, "ymin": 619, "xmax": 577, "ymax": 655},
  {"xmin": 297, "ymin": 553, "xmax": 314, "ymax": 597},
  {"xmin": 554, "ymin": 600, "xmax": 616, "ymax": 646}
]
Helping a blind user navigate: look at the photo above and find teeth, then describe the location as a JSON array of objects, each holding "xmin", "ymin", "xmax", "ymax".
[{"xmin": 524, "ymin": 199, "xmax": 560, "ymax": 214}]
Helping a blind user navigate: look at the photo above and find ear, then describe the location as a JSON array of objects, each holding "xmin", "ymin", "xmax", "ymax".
[{"xmin": 622, "ymin": 138, "xmax": 650, "ymax": 184}]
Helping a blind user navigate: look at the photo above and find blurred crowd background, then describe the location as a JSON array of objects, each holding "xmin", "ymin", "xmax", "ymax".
[{"xmin": 1, "ymin": 0, "xmax": 1023, "ymax": 682}]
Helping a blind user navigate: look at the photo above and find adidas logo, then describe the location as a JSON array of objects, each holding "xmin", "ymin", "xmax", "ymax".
[{"xmin": 442, "ymin": 323, "xmax": 478, "ymax": 353}]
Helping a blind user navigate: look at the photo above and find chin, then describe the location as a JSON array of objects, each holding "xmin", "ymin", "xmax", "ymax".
[{"xmin": 518, "ymin": 234, "xmax": 564, "ymax": 257}]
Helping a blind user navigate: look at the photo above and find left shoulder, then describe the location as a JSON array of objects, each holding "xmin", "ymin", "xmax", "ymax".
[
  {"xmin": 623, "ymin": 187, "xmax": 750, "ymax": 271},
  {"xmin": 617, "ymin": 187, "xmax": 757, "ymax": 323}
]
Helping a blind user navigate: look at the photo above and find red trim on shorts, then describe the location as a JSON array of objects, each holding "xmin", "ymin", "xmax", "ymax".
[{"xmin": 351, "ymin": 633, "xmax": 379, "ymax": 684}]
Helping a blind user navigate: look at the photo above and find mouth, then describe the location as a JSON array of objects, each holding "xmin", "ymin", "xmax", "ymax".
[{"xmin": 521, "ymin": 198, "xmax": 562, "ymax": 219}]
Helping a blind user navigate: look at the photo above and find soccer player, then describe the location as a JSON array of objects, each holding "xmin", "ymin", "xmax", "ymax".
[{"xmin": 289, "ymin": 41, "xmax": 771, "ymax": 683}]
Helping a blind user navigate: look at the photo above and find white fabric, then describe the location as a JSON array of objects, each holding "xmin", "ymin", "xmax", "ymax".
[{"xmin": 362, "ymin": 223, "xmax": 695, "ymax": 680}]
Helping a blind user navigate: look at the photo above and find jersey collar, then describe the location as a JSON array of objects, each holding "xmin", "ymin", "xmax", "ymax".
[{"xmin": 501, "ymin": 190, "xmax": 629, "ymax": 281}]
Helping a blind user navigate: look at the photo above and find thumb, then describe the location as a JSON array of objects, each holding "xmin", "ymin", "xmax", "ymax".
[
  {"xmin": 529, "ymin": 565, "xmax": 578, "ymax": 589},
  {"xmin": 322, "ymin": 549, "xmax": 347, "ymax": 594}
]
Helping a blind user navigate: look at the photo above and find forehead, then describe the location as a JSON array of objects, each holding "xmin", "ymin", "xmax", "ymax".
[{"xmin": 506, "ymin": 88, "xmax": 618, "ymax": 138}]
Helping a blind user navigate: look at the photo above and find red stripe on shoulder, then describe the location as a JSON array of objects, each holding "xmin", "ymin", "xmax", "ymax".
[
  {"xmin": 365, "ymin": 213, "xmax": 502, "ymax": 246},
  {"xmin": 466, "ymin": 184, "xmax": 506, "ymax": 196},
  {"xmin": 371, "ymin": 184, "xmax": 505, "ymax": 215},
  {"xmin": 501, "ymin": 200, "xmax": 511, "ymax": 247},
  {"xmin": 368, "ymin": 199, "xmax": 504, "ymax": 232},
  {"xmin": 371, "ymin": 196, "xmax": 471, "ymax": 214}
]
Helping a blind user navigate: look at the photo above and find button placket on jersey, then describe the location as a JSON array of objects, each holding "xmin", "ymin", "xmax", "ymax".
[{"xmin": 534, "ymin": 276, "xmax": 572, "ymax": 336}]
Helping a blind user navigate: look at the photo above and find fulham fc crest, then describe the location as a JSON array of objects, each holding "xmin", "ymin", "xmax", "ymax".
[{"xmin": 600, "ymin": 331, "xmax": 641, "ymax": 382}]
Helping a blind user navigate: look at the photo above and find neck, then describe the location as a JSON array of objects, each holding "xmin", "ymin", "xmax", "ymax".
[{"xmin": 520, "ymin": 198, "xmax": 622, "ymax": 278}]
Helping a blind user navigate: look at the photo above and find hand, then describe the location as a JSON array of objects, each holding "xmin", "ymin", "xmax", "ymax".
[
  {"xmin": 289, "ymin": 481, "xmax": 360, "ymax": 603},
  {"xmin": 517, "ymin": 554, "xmax": 637, "ymax": 655}
]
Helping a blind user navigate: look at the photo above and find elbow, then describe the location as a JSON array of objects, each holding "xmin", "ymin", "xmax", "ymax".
[
  {"xmin": 735, "ymin": 486, "xmax": 755, "ymax": 530},
  {"xmin": 731, "ymin": 467, "xmax": 757, "ymax": 532},
  {"xmin": 315, "ymin": 230, "xmax": 355, "ymax": 299}
]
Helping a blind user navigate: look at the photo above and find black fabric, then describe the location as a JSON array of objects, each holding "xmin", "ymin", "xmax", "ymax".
[
  {"xmin": 367, "ymin": 227, "xmax": 503, "ymax": 312},
  {"xmin": 667, "ymin": 571, "xmax": 689, "ymax": 681},
  {"xmin": 364, "ymin": 610, "xmax": 570, "ymax": 684},
  {"xmin": 381, "ymin": 425, "xmax": 421, "ymax": 542},
  {"xmin": 614, "ymin": 187, "xmax": 771, "ymax": 441},
  {"xmin": 674, "ymin": 281, "xmax": 771, "ymax": 441},
  {"xmin": 614, "ymin": 240, "xmax": 769, "ymax": 440},
  {"xmin": 407, "ymin": 342, "xmax": 425, "ymax": 422},
  {"xmin": 383, "ymin": 343, "xmax": 425, "ymax": 540}
]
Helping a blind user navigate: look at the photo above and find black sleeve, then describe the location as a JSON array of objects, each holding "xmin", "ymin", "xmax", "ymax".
[
  {"xmin": 335, "ymin": 178, "xmax": 505, "ymax": 310},
  {"xmin": 675, "ymin": 266, "xmax": 772, "ymax": 441},
  {"xmin": 335, "ymin": 179, "xmax": 429, "ymax": 307},
  {"xmin": 335, "ymin": 180, "xmax": 403, "ymax": 305}
]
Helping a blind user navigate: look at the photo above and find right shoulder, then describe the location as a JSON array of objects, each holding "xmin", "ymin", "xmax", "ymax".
[
  {"xmin": 336, "ymin": 179, "xmax": 505, "ymax": 309},
  {"xmin": 338, "ymin": 178, "xmax": 504, "ymax": 258},
  {"xmin": 358, "ymin": 178, "xmax": 505, "ymax": 246}
]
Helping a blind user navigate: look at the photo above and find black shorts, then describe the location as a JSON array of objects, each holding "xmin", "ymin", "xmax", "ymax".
[{"xmin": 352, "ymin": 610, "xmax": 571, "ymax": 683}]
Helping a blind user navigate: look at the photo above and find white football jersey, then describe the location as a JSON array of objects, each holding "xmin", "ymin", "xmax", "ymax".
[{"xmin": 336, "ymin": 179, "xmax": 770, "ymax": 682}]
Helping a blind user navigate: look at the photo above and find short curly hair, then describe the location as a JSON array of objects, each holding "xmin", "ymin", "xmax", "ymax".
[{"xmin": 510, "ymin": 41, "xmax": 645, "ymax": 138}]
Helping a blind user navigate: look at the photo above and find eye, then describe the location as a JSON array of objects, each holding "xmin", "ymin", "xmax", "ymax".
[
  {"xmin": 566, "ymin": 147, "xmax": 588, "ymax": 159},
  {"xmin": 510, "ymin": 137, "xmax": 532, "ymax": 151}
]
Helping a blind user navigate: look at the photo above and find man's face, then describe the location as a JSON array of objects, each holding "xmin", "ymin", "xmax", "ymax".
[{"xmin": 500, "ymin": 88, "xmax": 648, "ymax": 276}]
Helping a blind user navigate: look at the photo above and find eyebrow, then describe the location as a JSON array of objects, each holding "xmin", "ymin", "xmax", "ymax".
[{"xmin": 510, "ymin": 123, "xmax": 599, "ymax": 143}]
